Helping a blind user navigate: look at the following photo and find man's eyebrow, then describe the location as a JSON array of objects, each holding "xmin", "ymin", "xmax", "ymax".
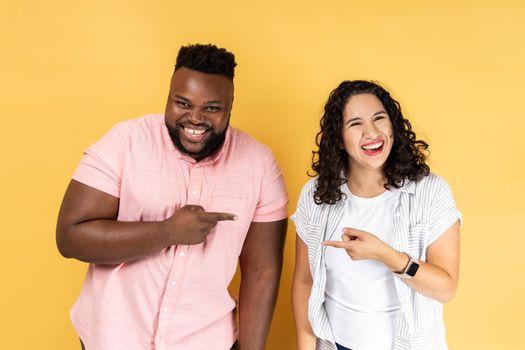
[
  {"xmin": 172, "ymin": 95, "xmax": 224, "ymax": 105},
  {"xmin": 172, "ymin": 95, "xmax": 190, "ymax": 102}
]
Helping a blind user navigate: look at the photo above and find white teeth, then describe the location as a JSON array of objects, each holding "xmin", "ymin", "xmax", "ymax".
[
  {"xmin": 362, "ymin": 141, "xmax": 383, "ymax": 150},
  {"xmin": 185, "ymin": 128, "xmax": 205, "ymax": 135}
]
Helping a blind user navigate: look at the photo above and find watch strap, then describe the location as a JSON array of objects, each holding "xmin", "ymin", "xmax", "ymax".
[{"xmin": 394, "ymin": 253, "xmax": 419, "ymax": 279}]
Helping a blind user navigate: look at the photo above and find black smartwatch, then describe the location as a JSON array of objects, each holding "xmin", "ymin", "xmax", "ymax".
[{"xmin": 395, "ymin": 253, "xmax": 420, "ymax": 279}]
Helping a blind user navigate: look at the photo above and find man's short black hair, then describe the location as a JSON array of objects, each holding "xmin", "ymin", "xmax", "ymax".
[{"xmin": 175, "ymin": 44, "xmax": 237, "ymax": 80}]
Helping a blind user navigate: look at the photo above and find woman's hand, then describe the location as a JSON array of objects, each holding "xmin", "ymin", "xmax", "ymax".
[
  {"xmin": 323, "ymin": 228, "xmax": 409, "ymax": 273},
  {"xmin": 323, "ymin": 222, "xmax": 461, "ymax": 303},
  {"xmin": 322, "ymin": 228, "xmax": 398, "ymax": 262}
]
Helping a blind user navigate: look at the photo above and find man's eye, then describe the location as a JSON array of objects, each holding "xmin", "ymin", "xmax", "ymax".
[
  {"xmin": 205, "ymin": 106, "xmax": 220, "ymax": 112},
  {"xmin": 176, "ymin": 101, "xmax": 190, "ymax": 108}
]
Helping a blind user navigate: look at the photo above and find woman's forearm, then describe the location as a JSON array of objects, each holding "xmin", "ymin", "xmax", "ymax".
[
  {"xmin": 402, "ymin": 260, "xmax": 458, "ymax": 302},
  {"xmin": 379, "ymin": 222, "xmax": 460, "ymax": 303}
]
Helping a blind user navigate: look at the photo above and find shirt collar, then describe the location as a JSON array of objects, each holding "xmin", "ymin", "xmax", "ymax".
[
  {"xmin": 398, "ymin": 179, "xmax": 416, "ymax": 194},
  {"xmin": 338, "ymin": 171, "xmax": 417, "ymax": 195}
]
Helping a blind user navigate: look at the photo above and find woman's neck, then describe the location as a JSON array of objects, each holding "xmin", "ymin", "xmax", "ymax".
[{"xmin": 346, "ymin": 168, "xmax": 387, "ymax": 198}]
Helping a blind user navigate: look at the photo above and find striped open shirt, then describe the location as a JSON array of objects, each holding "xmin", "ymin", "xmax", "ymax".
[{"xmin": 291, "ymin": 173, "xmax": 462, "ymax": 350}]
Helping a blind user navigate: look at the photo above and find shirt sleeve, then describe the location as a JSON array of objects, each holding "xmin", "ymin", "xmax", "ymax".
[
  {"xmin": 251, "ymin": 151, "xmax": 289, "ymax": 222},
  {"xmin": 427, "ymin": 176, "xmax": 463, "ymax": 246},
  {"xmin": 72, "ymin": 123, "xmax": 129, "ymax": 198},
  {"xmin": 290, "ymin": 180, "xmax": 314, "ymax": 244}
]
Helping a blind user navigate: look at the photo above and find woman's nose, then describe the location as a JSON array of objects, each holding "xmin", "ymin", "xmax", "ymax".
[{"xmin": 362, "ymin": 122, "xmax": 379, "ymax": 138}]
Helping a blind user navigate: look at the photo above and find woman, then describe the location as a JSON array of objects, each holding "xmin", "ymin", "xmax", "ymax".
[{"xmin": 291, "ymin": 80, "xmax": 461, "ymax": 350}]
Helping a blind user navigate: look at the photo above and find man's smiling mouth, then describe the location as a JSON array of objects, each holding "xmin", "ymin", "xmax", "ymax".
[{"xmin": 183, "ymin": 126, "xmax": 208, "ymax": 141}]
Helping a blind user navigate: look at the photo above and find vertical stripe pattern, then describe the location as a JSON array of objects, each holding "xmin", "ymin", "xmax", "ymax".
[{"xmin": 291, "ymin": 173, "xmax": 462, "ymax": 350}]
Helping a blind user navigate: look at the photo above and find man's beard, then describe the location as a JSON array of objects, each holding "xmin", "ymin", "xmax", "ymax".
[{"xmin": 166, "ymin": 123, "xmax": 227, "ymax": 162}]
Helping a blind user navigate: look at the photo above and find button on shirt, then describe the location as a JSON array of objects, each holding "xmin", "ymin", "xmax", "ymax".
[{"xmin": 70, "ymin": 114, "xmax": 288, "ymax": 350}]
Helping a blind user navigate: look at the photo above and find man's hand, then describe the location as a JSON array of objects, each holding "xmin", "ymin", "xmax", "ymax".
[{"xmin": 165, "ymin": 205, "xmax": 237, "ymax": 245}]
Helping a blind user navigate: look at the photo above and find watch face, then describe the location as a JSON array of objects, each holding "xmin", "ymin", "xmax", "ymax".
[{"xmin": 406, "ymin": 261, "xmax": 420, "ymax": 277}]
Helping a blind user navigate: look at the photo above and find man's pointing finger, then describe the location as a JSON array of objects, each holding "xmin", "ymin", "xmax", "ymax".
[{"xmin": 200, "ymin": 212, "xmax": 238, "ymax": 222}]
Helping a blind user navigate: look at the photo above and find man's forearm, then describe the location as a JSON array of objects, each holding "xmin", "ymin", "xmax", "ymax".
[
  {"xmin": 57, "ymin": 219, "xmax": 170, "ymax": 264},
  {"xmin": 238, "ymin": 267, "xmax": 281, "ymax": 350}
]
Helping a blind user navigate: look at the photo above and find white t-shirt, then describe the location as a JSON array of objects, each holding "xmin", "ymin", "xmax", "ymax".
[{"xmin": 324, "ymin": 184, "xmax": 401, "ymax": 350}]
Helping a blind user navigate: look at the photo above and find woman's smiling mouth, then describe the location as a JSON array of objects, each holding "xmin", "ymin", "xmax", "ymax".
[{"xmin": 361, "ymin": 140, "xmax": 384, "ymax": 156}]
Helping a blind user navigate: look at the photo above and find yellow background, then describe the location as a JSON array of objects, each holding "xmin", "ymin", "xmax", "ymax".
[{"xmin": 1, "ymin": 0, "xmax": 524, "ymax": 348}]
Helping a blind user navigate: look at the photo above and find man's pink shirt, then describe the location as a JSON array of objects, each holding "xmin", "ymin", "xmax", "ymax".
[{"xmin": 71, "ymin": 114, "xmax": 288, "ymax": 350}]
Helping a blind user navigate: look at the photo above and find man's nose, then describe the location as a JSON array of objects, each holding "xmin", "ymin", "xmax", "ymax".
[{"xmin": 188, "ymin": 109, "xmax": 205, "ymax": 123}]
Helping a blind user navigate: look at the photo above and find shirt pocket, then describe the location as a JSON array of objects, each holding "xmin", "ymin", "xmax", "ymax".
[
  {"xmin": 206, "ymin": 196, "xmax": 253, "ymax": 285},
  {"xmin": 207, "ymin": 197, "xmax": 255, "ymax": 251}
]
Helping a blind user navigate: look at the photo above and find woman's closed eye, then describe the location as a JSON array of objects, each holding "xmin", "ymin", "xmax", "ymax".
[{"xmin": 345, "ymin": 118, "xmax": 362, "ymax": 127}]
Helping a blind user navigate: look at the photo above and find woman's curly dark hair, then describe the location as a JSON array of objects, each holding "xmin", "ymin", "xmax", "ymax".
[{"xmin": 311, "ymin": 80, "xmax": 430, "ymax": 205}]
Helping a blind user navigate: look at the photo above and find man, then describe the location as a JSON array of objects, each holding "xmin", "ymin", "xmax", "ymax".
[{"xmin": 56, "ymin": 44, "xmax": 288, "ymax": 350}]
